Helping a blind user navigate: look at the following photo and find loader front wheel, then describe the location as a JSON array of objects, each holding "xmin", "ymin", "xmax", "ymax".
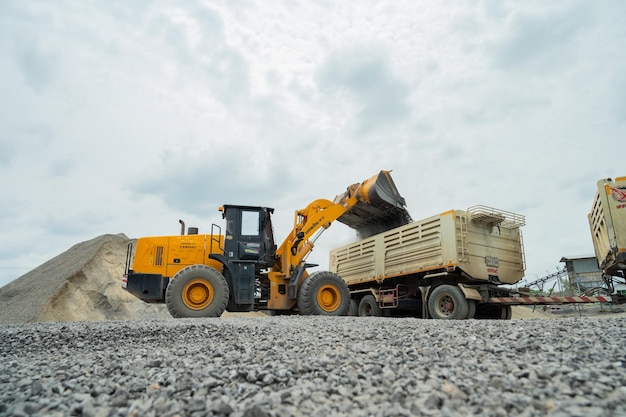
[
  {"xmin": 427, "ymin": 285, "xmax": 469, "ymax": 320},
  {"xmin": 297, "ymin": 271, "xmax": 350, "ymax": 316},
  {"xmin": 166, "ymin": 265, "xmax": 229, "ymax": 318}
]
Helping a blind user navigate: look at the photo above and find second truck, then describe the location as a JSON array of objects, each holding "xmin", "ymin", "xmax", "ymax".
[{"xmin": 588, "ymin": 176, "xmax": 626, "ymax": 292}]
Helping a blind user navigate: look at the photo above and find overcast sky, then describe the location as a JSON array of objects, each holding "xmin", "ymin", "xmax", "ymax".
[{"xmin": 1, "ymin": 1, "xmax": 624, "ymax": 289}]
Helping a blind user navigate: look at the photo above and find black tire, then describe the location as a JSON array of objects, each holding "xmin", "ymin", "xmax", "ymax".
[
  {"xmin": 467, "ymin": 300, "xmax": 476, "ymax": 319},
  {"xmin": 348, "ymin": 299, "xmax": 359, "ymax": 316},
  {"xmin": 358, "ymin": 294, "xmax": 382, "ymax": 317},
  {"xmin": 502, "ymin": 305, "xmax": 512, "ymax": 320},
  {"xmin": 474, "ymin": 304, "xmax": 498, "ymax": 319},
  {"xmin": 297, "ymin": 271, "xmax": 350, "ymax": 316},
  {"xmin": 474, "ymin": 304, "xmax": 510, "ymax": 320},
  {"xmin": 427, "ymin": 285, "xmax": 469, "ymax": 320},
  {"xmin": 165, "ymin": 265, "xmax": 229, "ymax": 318}
]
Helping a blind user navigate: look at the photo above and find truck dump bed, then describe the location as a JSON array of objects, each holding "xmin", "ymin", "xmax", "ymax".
[
  {"xmin": 589, "ymin": 177, "xmax": 626, "ymax": 276},
  {"xmin": 329, "ymin": 206, "xmax": 526, "ymax": 286}
]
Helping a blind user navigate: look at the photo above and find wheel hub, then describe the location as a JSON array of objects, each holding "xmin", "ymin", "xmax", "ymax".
[
  {"xmin": 182, "ymin": 278, "xmax": 214, "ymax": 310},
  {"xmin": 317, "ymin": 284, "xmax": 340, "ymax": 312},
  {"xmin": 438, "ymin": 295, "xmax": 454, "ymax": 316}
]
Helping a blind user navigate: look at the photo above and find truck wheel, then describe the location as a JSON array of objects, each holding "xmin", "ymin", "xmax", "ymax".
[
  {"xmin": 427, "ymin": 285, "xmax": 469, "ymax": 320},
  {"xmin": 474, "ymin": 304, "xmax": 500, "ymax": 319},
  {"xmin": 348, "ymin": 299, "xmax": 359, "ymax": 316},
  {"xmin": 358, "ymin": 295, "xmax": 382, "ymax": 317},
  {"xmin": 502, "ymin": 305, "xmax": 512, "ymax": 320},
  {"xmin": 297, "ymin": 271, "xmax": 350, "ymax": 315},
  {"xmin": 165, "ymin": 265, "xmax": 229, "ymax": 318},
  {"xmin": 467, "ymin": 300, "xmax": 476, "ymax": 319}
]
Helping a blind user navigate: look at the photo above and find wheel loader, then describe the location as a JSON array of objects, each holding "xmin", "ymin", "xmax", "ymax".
[{"xmin": 122, "ymin": 170, "xmax": 411, "ymax": 317}]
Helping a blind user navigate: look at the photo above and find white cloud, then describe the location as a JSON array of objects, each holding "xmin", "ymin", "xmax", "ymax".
[
  {"xmin": 0, "ymin": 0, "xmax": 624, "ymax": 288},
  {"xmin": 317, "ymin": 47, "xmax": 410, "ymax": 133}
]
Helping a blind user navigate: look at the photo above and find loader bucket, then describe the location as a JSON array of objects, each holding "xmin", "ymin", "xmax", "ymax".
[{"xmin": 337, "ymin": 170, "xmax": 412, "ymax": 238}]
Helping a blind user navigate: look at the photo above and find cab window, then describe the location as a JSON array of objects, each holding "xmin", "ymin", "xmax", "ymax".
[{"xmin": 241, "ymin": 211, "xmax": 259, "ymax": 236}]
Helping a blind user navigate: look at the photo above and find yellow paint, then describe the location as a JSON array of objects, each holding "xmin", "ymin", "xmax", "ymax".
[
  {"xmin": 182, "ymin": 278, "xmax": 214, "ymax": 310},
  {"xmin": 316, "ymin": 284, "xmax": 341, "ymax": 312},
  {"xmin": 440, "ymin": 210, "xmax": 455, "ymax": 218}
]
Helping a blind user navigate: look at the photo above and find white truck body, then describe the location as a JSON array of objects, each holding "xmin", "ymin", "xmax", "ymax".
[
  {"xmin": 329, "ymin": 206, "xmax": 526, "ymax": 287},
  {"xmin": 588, "ymin": 176, "xmax": 626, "ymax": 276}
]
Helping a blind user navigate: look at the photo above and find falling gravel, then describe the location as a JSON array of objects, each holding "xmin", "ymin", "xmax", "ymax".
[{"xmin": 1, "ymin": 316, "xmax": 626, "ymax": 417}]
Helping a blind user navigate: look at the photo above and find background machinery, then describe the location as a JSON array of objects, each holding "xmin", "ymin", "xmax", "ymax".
[{"xmin": 589, "ymin": 176, "xmax": 626, "ymax": 293}]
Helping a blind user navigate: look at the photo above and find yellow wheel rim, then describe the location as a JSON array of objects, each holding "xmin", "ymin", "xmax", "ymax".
[
  {"xmin": 182, "ymin": 278, "xmax": 214, "ymax": 310},
  {"xmin": 317, "ymin": 284, "xmax": 341, "ymax": 312}
]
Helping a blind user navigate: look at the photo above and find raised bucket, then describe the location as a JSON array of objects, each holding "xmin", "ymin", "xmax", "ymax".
[{"xmin": 336, "ymin": 171, "xmax": 412, "ymax": 238}]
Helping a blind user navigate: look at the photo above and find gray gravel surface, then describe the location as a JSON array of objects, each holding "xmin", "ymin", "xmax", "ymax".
[{"xmin": 1, "ymin": 316, "xmax": 625, "ymax": 417}]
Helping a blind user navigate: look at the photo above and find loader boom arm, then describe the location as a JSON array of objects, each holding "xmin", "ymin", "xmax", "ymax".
[
  {"xmin": 272, "ymin": 170, "xmax": 411, "ymax": 277},
  {"xmin": 274, "ymin": 195, "xmax": 359, "ymax": 275},
  {"xmin": 265, "ymin": 170, "xmax": 411, "ymax": 310}
]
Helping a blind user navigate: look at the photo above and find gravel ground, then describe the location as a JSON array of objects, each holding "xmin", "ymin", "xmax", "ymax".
[{"xmin": 1, "ymin": 316, "xmax": 626, "ymax": 417}]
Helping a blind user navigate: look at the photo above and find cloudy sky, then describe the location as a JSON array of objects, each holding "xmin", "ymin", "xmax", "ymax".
[{"xmin": 1, "ymin": 1, "xmax": 624, "ymax": 288}]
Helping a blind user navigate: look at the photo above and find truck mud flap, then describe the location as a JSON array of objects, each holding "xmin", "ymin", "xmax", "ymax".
[{"xmin": 338, "ymin": 170, "xmax": 412, "ymax": 238}]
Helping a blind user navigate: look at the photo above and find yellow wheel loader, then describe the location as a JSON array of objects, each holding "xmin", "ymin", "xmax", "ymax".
[{"xmin": 122, "ymin": 170, "xmax": 411, "ymax": 318}]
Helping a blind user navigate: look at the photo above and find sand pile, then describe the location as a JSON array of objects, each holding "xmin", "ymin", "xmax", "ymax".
[{"xmin": 0, "ymin": 234, "xmax": 169, "ymax": 324}]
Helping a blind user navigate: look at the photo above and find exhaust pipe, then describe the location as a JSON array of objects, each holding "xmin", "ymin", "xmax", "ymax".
[{"xmin": 179, "ymin": 219, "xmax": 185, "ymax": 235}]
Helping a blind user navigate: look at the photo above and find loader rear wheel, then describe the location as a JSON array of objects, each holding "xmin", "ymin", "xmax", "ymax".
[
  {"xmin": 297, "ymin": 271, "xmax": 350, "ymax": 316},
  {"xmin": 427, "ymin": 285, "xmax": 469, "ymax": 320},
  {"xmin": 358, "ymin": 295, "xmax": 382, "ymax": 317},
  {"xmin": 166, "ymin": 265, "xmax": 229, "ymax": 318}
]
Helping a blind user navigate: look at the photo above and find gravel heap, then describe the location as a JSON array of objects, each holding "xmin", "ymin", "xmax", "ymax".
[
  {"xmin": 1, "ymin": 316, "xmax": 625, "ymax": 417},
  {"xmin": 0, "ymin": 234, "xmax": 168, "ymax": 324}
]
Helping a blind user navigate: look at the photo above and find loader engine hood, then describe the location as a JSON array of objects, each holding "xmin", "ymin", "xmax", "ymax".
[{"xmin": 336, "ymin": 170, "xmax": 412, "ymax": 239}]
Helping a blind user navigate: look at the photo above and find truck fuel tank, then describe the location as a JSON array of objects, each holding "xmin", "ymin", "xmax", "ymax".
[{"xmin": 336, "ymin": 170, "xmax": 412, "ymax": 238}]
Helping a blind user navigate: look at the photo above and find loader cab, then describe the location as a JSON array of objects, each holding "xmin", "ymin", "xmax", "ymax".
[
  {"xmin": 210, "ymin": 205, "xmax": 277, "ymax": 309},
  {"xmin": 220, "ymin": 205, "xmax": 277, "ymax": 269}
]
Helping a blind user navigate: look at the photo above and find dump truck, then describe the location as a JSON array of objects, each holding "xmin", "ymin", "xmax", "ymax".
[
  {"xmin": 329, "ymin": 206, "xmax": 528, "ymax": 319},
  {"xmin": 331, "ymin": 177, "xmax": 626, "ymax": 320},
  {"xmin": 589, "ymin": 176, "xmax": 626, "ymax": 291},
  {"xmin": 123, "ymin": 170, "xmax": 412, "ymax": 318}
]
